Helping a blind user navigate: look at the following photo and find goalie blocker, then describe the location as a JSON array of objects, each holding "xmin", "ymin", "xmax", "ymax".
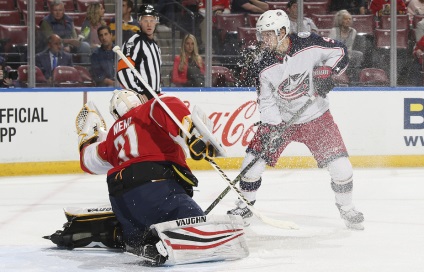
[{"xmin": 44, "ymin": 207, "xmax": 249, "ymax": 266}]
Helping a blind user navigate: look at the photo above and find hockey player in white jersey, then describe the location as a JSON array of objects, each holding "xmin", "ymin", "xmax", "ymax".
[{"xmin": 228, "ymin": 9, "xmax": 364, "ymax": 230}]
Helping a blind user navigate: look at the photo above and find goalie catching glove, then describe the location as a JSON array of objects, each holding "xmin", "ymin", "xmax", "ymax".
[
  {"xmin": 181, "ymin": 116, "xmax": 216, "ymax": 160},
  {"xmin": 313, "ymin": 66, "xmax": 335, "ymax": 98},
  {"xmin": 76, "ymin": 101, "xmax": 107, "ymax": 151}
]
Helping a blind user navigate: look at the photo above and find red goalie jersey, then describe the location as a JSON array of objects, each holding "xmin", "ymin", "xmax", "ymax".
[{"xmin": 80, "ymin": 95, "xmax": 190, "ymax": 176}]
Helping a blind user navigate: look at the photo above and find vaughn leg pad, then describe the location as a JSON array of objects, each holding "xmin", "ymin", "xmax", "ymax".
[{"xmin": 151, "ymin": 214, "xmax": 249, "ymax": 265}]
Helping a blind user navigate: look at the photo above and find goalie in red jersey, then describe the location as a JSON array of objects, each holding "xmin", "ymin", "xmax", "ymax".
[{"xmin": 44, "ymin": 89, "xmax": 249, "ymax": 266}]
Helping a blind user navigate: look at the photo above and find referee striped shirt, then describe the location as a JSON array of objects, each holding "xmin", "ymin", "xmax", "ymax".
[{"xmin": 117, "ymin": 32, "xmax": 162, "ymax": 99}]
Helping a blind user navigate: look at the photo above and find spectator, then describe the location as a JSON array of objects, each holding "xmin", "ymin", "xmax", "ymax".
[
  {"xmin": 80, "ymin": 2, "xmax": 107, "ymax": 50},
  {"xmin": 36, "ymin": 34, "xmax": 73, "ymax": 82},
  {"xmin": 369, "ymin": 0, "xmax": 407, "ymax": 16},
  {"xmin": 109, "ymin": 0, "xmax": 140, "ymax": 43},
  {"xmin": 172, "ymin": 34, "xmax": 205, "ymax": 87},
  {"xmin": 231, "ymin": 0, "xmax": 269, "ymax": 14},
  {"xmin": 39, "ymin": 0, "xmax": 91, "ymax": 63},
  {"xmin": 179, "ymin": 0, "xmax": 204, "ymax": 50},
  {"xmin": 330, "ymin": 0, "xmax": 368, "ymax": 15},
  {"xmin": 198, "ymin": 0, "xmax": 230, "ymax": 50},
  {"xmin": 329, "ymin": 10, "xmax": 364, "ymax": 80},
  {"xmin": 0, "ymin": 57, "xmax": 14, "ymax": 88},
  {"xmin": 407, "ymin": 0, "xmax": 424, "ymax": 19},
  {"xmin": 198, "ymin": 0, "xmax": 231, "ymax": 18},
  {"xmin": 144, "ymin": 0, "xmax": 173, "ymax": 31},
  {"xmin": 416, "ymin": 18, "xmax": 424, "ymax": 40},
  {"xmin": 90, "ymin": 26, "xmax": 115, "ymax": 87},
  {"xmin": 408, "ymin": 35, "xmax": 424, "ymax": 85},
  {"xmin": 286, "ymin": 0, "xmax": 318, "ymax": 34}
]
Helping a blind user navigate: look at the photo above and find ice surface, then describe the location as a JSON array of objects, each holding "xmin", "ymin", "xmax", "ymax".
[{"xmin": 1, "ymin": 168, "xmax": 424, "ymax": 271}]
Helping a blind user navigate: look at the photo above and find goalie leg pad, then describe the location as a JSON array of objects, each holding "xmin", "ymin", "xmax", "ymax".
[
  {"xmin": 43, "ymin": 206, "xmax": 124, "ymax": 249},
  {"xmin": 151, "ymin": 215, "xmax": 249, "ymax": 265}
]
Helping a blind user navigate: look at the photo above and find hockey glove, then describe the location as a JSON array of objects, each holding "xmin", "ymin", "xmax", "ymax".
[
  {"xmin": 313, "ymin": 66, "xmax": 334, "ymax": 98},
  {"xmin": 181, "ymin": 116, "xmax": 217, "ymax": 160},
  {"xmin": 186, "ymin": 135, "xmax": 217, "ymax": 160}
]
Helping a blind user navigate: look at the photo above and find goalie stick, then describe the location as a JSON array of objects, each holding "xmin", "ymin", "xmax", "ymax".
[{"xmin": 204, "ymin": 94, "xmax": 317, "ymax": 215}]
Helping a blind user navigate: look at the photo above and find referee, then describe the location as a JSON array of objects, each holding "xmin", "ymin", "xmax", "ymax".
[{"xmin": 117, "ymin": 4, "xmax": 162, "ymax": 99}]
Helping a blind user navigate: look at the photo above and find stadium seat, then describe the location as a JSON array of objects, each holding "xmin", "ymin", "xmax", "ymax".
[
  {"xmin": 66, "ymin": 12, "xmax": 86, "ymax": 27},
  {"xmin": 380, "ymin": 15, "xmax": 409, "ymax": 30},
  {"xmin": 17, "ymin": 0, "xmax": 46, "ymax": 11},
  {"xmin": 17, "ymin": 65, "xmax": 50, "ymax": 87},
  {"xmin": 311, "ymin": 14, "xmax": 334, "ymax": 29},
  {"xmin": 75, "ymin": 0, "xmax": 105, "ymax": 12},
  {"xmin": 304, "ymin": 2, "xmax": 329, "ymax": 17},
  {"xmin": 46, "ymin": 0, "xmax": 75, "ymax": 11},
  {"xmin": 246, "ymin": 13, "xmax": 261, "ymax": 27},
  {"xmin": 332, "ymin": 71, "xmax": 349, "ymax": 86},
  {"xmin": 0, "ymin": 0, "xmax": 16, "ymax": 10},
  {"xmin": 52, "ymin": 66, "xmax": 82, "ymax": 87},
  {"xmin": 211, "ymin": 66, "xmax": 236, "ymax": 87},
  {"xmin": 351, "ymin": 15, "xmax": 375, "ymax": 36},
  {"xmin": 238, "ymin": 27, "xmax": 257, "ymax": 50},
  {"xmin": 0, "ymin": 25, "xmax": 28, "ymax": 53},
  {"xmin": 0, "ymin": 10, "xmax": 22, "ymax": 26},
  {"xmin": 268, "ymin": 2, "xmax": 288, "ymax": 10},
  {"xmin": 23, "ymin": 11, "xmax": 49, "ymax": 25},
  {"xmin": 74, "ymin": 65, "xmax": 95, "ymax": 86},
  {"xmin": 215, "ymin": 13, "xmax": 246, "ymax": 54},
  {"xmin": 374, "ymin": 29, "xmax": 409, "ymax": 49},
  {"xmin": 359, "ymin": 68, "xmax": 389, "ymax": 86},
  {"xmin": 216, "ymin": 13, "xmax": 246, "ymax": 40}
]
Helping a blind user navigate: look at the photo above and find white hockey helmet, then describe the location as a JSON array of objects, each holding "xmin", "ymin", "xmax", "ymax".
[
  {"xmin": 109, "ymin": 89, "xmax": 142, "ymax": 120},
  {"xmin": 256, "ymin": 9, "xmax": 290, "ymax": 44}
]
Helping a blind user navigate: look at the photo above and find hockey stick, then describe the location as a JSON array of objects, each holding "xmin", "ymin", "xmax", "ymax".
[
  {"xmin": 204, "ymin": 156, "xmax": 298, "ymax": 229},
  {"xmin": 112, "ymin": 46, "xmax": 192, "ymax": 138},
  {"xmin": 204, "ymin": 95, "xmax": 317, "ymax": 215}
]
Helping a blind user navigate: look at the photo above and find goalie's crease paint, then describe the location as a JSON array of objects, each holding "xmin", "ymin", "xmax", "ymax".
[{"xmin": 1, "ymin": 155, "xmax": 424, "ymax": 176}]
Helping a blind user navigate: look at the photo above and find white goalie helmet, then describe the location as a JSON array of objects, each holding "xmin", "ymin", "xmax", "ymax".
[
  {"xmin": 109, "ymin": 89, "xmax": 142, "ymax": 120},
  {"xmin": 256, "ymin": 9, "xmax": 290, "ymax": 44}
]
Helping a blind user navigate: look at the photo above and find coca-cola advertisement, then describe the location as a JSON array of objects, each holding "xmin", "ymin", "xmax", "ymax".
[{"xmin": 176, "ymin": 92, "xmax": 260, "ymax": 157}]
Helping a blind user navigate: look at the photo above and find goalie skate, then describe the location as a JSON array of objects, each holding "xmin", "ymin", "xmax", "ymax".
[
  {"xmin": 336, "ymin": 204, "xmax": 364, "ymax": 230},
  {"xmin": 227, "ymin": 199, "xmax": 254, "ymax": 226},
  {"xmin": 139, "ymin": 242, "xmax": 168, "ymax": 266}
]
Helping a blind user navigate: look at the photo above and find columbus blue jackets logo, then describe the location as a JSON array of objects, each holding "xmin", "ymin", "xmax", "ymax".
[{"xmin": 277, "ymin": 71, "xmax": 309, "ymax": 100}]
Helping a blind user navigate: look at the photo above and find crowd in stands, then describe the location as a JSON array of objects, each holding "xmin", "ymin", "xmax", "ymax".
[{"xmin": 1, "ymin": 0, "xmax": 424, "ymax": 88}]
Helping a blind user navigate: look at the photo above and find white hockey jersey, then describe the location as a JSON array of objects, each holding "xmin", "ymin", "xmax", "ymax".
[{"xmin": 256, "ymin": 32, "xmax": 348, "ymax": 125}]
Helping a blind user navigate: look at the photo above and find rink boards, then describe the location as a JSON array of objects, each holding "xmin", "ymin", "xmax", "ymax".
[{"xmin": 0, "ymin": 87, "xmax": 423, "ymax": 176}]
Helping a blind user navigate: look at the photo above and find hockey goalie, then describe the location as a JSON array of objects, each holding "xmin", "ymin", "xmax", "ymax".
[{"xmin": 44, "ymin": 89, "xmax": 248, "ymax": 266}]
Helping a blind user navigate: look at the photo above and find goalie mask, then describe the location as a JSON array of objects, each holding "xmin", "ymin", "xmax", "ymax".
[
  {"xmin": 109, "ymin": 89, "xmax": 143, "ymax": 120},
  {"xmin": 256, "ymin": 9, "xmax": 290, "ymax": 48}
]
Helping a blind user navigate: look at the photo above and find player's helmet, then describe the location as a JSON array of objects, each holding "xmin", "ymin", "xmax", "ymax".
[
  {"xmin": 138, "ymin": 4, "xmax": 159, "ymax": 21},
  {"xmin": 256, "ymin": 9, "xmax": 290, "ymax": 42},
  {"xmin": 109, "ymin": 89, "xmax": 142, "ymax": 120}
]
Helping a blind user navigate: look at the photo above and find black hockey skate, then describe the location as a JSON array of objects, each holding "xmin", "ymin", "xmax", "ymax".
[
  {"xmin": 227, "ymin": 200, "xmax": 255, "ymax": 226},
  {"xmin": 139, "ymin": 243, "xmax": 168, "ymax": 266},
  {"xmin": 336, "ymin": 203, "xmax": 364, "ymax": 230}
]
